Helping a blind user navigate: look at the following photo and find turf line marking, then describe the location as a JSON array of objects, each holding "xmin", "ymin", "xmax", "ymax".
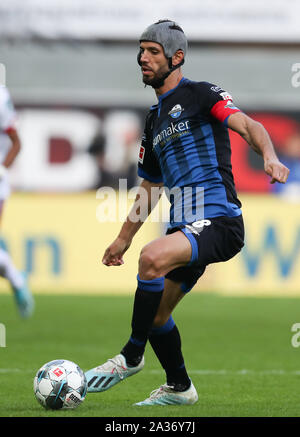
[
  {"xmin": 0, "ymin": 369, "xmax": 31, "ymax": 373},
  {"xmin": 148, "ymin": 369, "xmax": 300, "ymax": 376}
]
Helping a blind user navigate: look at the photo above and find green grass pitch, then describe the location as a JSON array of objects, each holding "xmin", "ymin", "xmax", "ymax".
[{"xmin": 0, "ymin": 292, "xmax": 300, "ymax": 417}]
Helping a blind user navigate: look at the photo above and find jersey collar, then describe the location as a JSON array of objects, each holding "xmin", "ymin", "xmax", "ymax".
[{"xmin": 150, "ymin": 77, "xmax": 188, "ymax": 111}]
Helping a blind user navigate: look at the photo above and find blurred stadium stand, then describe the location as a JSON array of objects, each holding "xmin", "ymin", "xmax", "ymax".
[
  {"xmin": 1, "ymin": 1, "xmax": 300, "ymax": 192},
  {"xmin": 1, "ymin": 41, "xmax": 299, "ymax": 110},
  {"xmin": 0, "ymin": 1, "xmax": 299, "ymax": 194}
]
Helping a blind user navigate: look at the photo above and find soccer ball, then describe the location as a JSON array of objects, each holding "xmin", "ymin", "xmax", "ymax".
[{"xmin": 33, "ymin": 359, "xmax": 87, "ymax": 410}]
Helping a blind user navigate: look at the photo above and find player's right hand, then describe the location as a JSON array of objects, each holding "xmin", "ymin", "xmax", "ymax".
[{"xmin": 102, "ymin": 237, "xmax": 131, "ymax": 267}]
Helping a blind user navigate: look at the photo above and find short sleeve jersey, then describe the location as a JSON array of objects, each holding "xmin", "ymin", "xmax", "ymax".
[
  {"xmin": 138, "ymin": 78, "xmax": 242, "ymax": 226},
  {"xmin": 0, "ymin": 86, "xmax": 16, "ymax": 164}
]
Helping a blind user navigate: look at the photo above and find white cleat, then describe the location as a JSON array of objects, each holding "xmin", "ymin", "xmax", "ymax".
[
  {"xmin": 134, "ymin": 381, "xmax": 198, "ymax": 406},
  {"xmin": 134, "ymin": 382, "xmax": 198, "ymax": 406},
  {"xmin": 85, "ymin": 353, "xmax": 144, "ymax": 393}
]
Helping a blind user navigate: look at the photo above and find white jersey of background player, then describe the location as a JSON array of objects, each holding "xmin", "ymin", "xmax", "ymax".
[{"xmin": 0, "ymin": 85, "xmax": 34, "ymax": 318}]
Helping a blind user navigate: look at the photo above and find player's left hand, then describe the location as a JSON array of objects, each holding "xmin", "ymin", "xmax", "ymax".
[{"xmin": 264, "ymin": 158, "xmax": 290, "ymax": 184}]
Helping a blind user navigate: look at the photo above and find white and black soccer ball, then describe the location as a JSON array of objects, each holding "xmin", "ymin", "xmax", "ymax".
[{"xmin": 33, "ymin": 359, "xmax": 87, "ymax": 410}]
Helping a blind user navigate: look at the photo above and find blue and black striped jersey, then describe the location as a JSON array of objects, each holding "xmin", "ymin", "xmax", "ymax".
[{"xmin": 138, "ymin": 77, "xmax": 242, "ymax": 227}]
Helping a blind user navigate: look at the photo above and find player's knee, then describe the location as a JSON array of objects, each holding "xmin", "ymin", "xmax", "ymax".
[{"xmin": 138, "ymin": 248, "xmax": 162, "ymax": 280}]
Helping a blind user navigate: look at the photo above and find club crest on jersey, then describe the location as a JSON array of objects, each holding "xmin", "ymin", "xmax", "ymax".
[{"xmin": 168, "ymin": 104, "xmax": 184, "ymax": 119}]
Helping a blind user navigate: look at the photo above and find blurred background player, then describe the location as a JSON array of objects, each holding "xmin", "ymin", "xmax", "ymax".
[
  {"xmin": 89, "ymin": 111, "xmax": 142, "ymax": 190},
  {"xmin": 0, "ymin": 84, "xmax": 34, "ymax": 318}
]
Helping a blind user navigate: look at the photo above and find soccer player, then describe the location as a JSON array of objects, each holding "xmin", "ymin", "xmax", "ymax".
[
  {"xmin": 0, "ymin": 84, "xmax": 34, "ymax": 318},
  {"xmin": 85, "ymin": 20, "xmax": 289, "ymax": 405}
]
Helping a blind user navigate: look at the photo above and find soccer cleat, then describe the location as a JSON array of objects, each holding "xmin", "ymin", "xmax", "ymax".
[
  {"xmin": 85, "ymin": 353, "xmax": 144, "ymax": 393},
  {"xmin": 134, "ymin": 381, "xmax": 198, "ymax": 406},
  {"xmin": 13, "ymin": 272, "xmax": 34, "ymax": 319}
]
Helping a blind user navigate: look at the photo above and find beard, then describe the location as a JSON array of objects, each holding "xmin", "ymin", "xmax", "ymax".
[{"xmin": 142, "ymin": 65, "xmax": 170, "ymax": 89}]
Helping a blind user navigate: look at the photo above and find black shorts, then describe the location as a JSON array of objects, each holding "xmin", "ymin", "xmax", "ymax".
[{"xmin": 165, "ymin": 215, "xmax": 244, "ymax": 293}]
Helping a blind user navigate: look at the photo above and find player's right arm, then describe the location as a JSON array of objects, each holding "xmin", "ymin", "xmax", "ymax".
[
  {"xmin": 102, "ymin": 178, "xmax": 163, "ymax": 266},
  {"xmin": 102, "ymin": 111, "xmax": 163, "ymax": 267}
]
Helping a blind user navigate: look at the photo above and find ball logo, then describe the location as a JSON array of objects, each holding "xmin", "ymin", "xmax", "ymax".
[
  {"xmin": 67, "ymin": 393, "xmax": 81, "ymax": 404},
  {"xmin": 168, "ymin": 104, "xmax": 184, "ymax": 119},
  {"xmin": 53, "ymin": 367, "xmax": 63, "ymax": 377}
]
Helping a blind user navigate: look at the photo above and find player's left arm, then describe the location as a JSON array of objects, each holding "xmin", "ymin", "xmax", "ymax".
[
  {"xmin": 227, "ymin": 112, "xmax": 290, "ymax": 184},
  {"xmin": 3, "ymin": 127, "xmax": 21, "ymax": 168}
]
